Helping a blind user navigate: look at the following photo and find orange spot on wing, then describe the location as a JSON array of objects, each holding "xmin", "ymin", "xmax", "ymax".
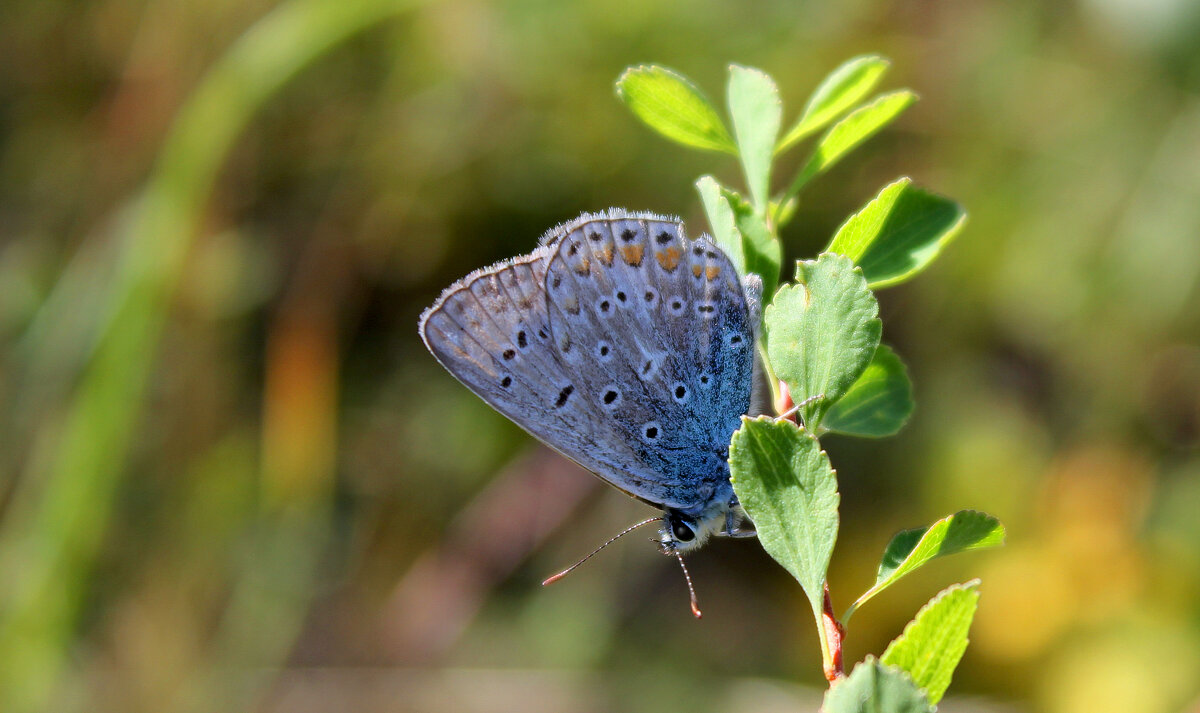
[
  {"xmin": 598, "ymin": 245, "xmax": 614, "ymax": 266},
  {"xmin": 656, "ymin": 246, "xmax": 682, "ymax": 271},
  {"xmin": 706, "ymin": 265, "xmax": 721, "ymax": 280},
  {"xmin": 573, "ymin": 257, "xmax": 590, "ymax": 275},
  {"xmin": 621, "ymin": 244, "xmax": 644, "ymax": 266},
  {"xmin": 692, "ymin": 264, "xmax": 703, "ymax": 278}
]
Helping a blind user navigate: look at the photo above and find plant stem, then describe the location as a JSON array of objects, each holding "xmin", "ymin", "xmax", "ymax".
[{"xmin": 821, "ymin": 582, "xmax": 846, "ymax": 684}]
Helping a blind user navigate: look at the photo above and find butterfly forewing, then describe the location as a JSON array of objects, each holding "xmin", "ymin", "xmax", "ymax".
[{"xmin": 420, "ymin": 235, "xmax": 665, "ymax": 503}]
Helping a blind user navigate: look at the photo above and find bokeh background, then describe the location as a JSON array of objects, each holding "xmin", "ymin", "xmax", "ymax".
[{"xmin": 3, "ymin": 0, "xmax": 1200, "ymax": 711}]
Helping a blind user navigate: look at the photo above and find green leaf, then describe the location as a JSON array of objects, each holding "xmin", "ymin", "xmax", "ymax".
[
  {"xmin": 785, "ymin": 90, "xmax": 917, "ymax": 198},
  {"xmin": 881, "ymin": 581, "xmax": 981, "ymax": 705},
  {"xmin": 721, "ymin": 187, "xmax": 782, "ymax": 299},
  {"xmin": 776, "ymin": 54, "xmax": 891, "ymax": 154},
  {"xmin": 728, "ymin": 416, "xmax": 839, "ymax": 613},
  {"xmin": 615, "ymin": 65, "xmax": 737, "ymax": 154},
  {"xmin": 696, "ymin": 178, "xmax": 782, "ymax": 299},
  {"xmin": 823, "ymin": 658, "xmax": 934, "ymax": 713},
  {"xmin": 766, "ymin": 254, "xmax": 880, "ymax": 431},
  {"xmin": 846, "ymin": 511, "xmax": 1004, "ymax": 620},
  {"xmin": 827, "ymin": 177, "xmax": 967, "ymax": 289},
  {"xmin": 696, "ymin": 175, "xmax": 744, "ymax": 274},
  {"xmin": 727, "ymin": 64, "xmax": 782, "ymax": 212},
  {"xmin": 821, "ymin": 344, "xmax": 914, "ymax": 438}
]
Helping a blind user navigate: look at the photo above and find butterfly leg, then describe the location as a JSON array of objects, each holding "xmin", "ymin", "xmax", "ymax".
[{"xmin": 717, "ymin": 507, "xmax": 758, "ymax": 538}]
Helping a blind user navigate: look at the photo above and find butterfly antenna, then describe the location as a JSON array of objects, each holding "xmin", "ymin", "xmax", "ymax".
[
  {"xmin": 674, "ymin": 551, "xmax": 702, "ymax": 619},
  {"xmin": 542, "ymin": 517, "xmax": 659, "ymax": 586}
]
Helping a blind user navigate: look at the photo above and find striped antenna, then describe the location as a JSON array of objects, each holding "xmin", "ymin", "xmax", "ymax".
[
  {"xmin": 675, "ymin": 551, "xmax": 702, "ymax": 619},
  {"xmin": 542, "ymin": 517, "xmax": 659, "ymax": 586}
]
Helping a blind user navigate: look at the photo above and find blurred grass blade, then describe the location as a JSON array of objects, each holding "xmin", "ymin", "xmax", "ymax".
[
  {"xmin": 727, "ymin": 64, "xmax": 782, "ymax": 212},
  {"xmin": 171, "ymin": 512, "xmax": 328, "ymax": 713},
  {"xmin": 0, "ymin": 0, "xmax": 425, "ymax": 710},
  {"xmin": 766, "ymin": 254, "xmax": 880, "ymax": 431},
  {"xmin": 721, "ymin": 187, "xmax": 782, "ymax": 300},
  {"xmin": 772, "ymin": 195, "xmax": 799, "ymax": 228},
  {"xmin": 783, "ymin": 90, "xmax": 917, "ymax": 201},
  {"xmin": 823, "ymin": 657, "xmax": 934, "ymax": 713},
  {"xmin": 845, "ymin": 511, "xmax": 1004, "ymax": 621},
  {"xmin": 827, "ymin": 177, "xmax": 967, "ymax": 289},
  {"xmin": 776, "ymin": 54, "xmax": 891, "ymax": 154},
  {"xmin": 821, "ymin": 344, "xmax": 913, "ymax": 438},
  {"xmin": 616, "ymin": 65, "xmax": 737, "ymax": 154},
  {"xmin": 881, "ymin": 581, "xmax": 981, "ymax": 705},
  {"xmin": 696, "ymin": 176, "xmax": 744, "ymax": 274},
  {"xmin": 729, "ymin": 416, "xmax": 839, "ymax": 614}
]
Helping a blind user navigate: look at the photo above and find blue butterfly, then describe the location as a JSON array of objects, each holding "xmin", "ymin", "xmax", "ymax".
[{"xmin": 419, "ymin": 210, "xmax": 761, "ymax": 615}]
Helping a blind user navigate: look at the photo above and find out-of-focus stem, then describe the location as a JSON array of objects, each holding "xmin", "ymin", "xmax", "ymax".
[{"xmin": 0, "ymin": 1, "xmax": 427, "ymax": 710}]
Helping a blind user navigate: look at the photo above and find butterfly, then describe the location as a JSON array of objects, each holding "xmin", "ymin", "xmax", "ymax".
[{"xmin": 419, "ymin": 209, "xmax": 761, "ymax": 615}]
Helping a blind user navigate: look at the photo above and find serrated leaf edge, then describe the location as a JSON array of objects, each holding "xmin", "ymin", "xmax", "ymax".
[
  {"xmin": 880, "ymin": 581, "xmax": 981, "ymax": 705},
  {"xmin": 823, "ymin": 656, "xmax": 935, "ymax": 713}
]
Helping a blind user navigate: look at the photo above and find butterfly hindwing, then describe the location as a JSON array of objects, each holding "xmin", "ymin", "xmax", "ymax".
[{"xmin": 543, "ymin": 211, "xmax": 754, "ymax": 511}]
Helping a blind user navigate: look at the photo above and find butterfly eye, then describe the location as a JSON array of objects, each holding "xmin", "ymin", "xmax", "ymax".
[{"xmin": 671, "ymin": 517, "xmax": 696, "ymax": 542}]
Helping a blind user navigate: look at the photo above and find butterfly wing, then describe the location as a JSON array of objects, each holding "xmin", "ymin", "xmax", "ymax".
[
  {"xmin": 420, "ymin": 246, "xmax": 560, "ymax": 423},
  {"xmin": 419, "ymin": 233, "xmax": 674, "ymax": 506},
  {"xmin": 542, "ymin": 211, "xmax": 754, "ymax": 512},
  {"xmin": 419, "ymin": 210, "xmax": 755, "ymax": 513}
]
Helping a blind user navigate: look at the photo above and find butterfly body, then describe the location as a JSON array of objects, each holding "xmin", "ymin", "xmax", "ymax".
[{"xmin": 419, "ymin": 209, "xmax": 759, "ymax": 555}]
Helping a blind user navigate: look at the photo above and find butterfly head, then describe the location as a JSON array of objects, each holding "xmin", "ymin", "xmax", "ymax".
[{"xmin": 658, "ymin": 500, "xmax": 734, "ymax": 555}]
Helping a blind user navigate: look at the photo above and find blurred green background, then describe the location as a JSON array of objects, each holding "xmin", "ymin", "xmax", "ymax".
[{"xmin": 3, "ymin": 0, "xmax": 1200, "ymax": 711}]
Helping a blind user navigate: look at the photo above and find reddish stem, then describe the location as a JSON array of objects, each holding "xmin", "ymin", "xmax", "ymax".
[
  {"xmin": 778, "ymin": 379, "xmax": 797, "ymax": 423},
  {"xmin": 822, "ymin": 582, "xmax": 846, "ymax": 684}
]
